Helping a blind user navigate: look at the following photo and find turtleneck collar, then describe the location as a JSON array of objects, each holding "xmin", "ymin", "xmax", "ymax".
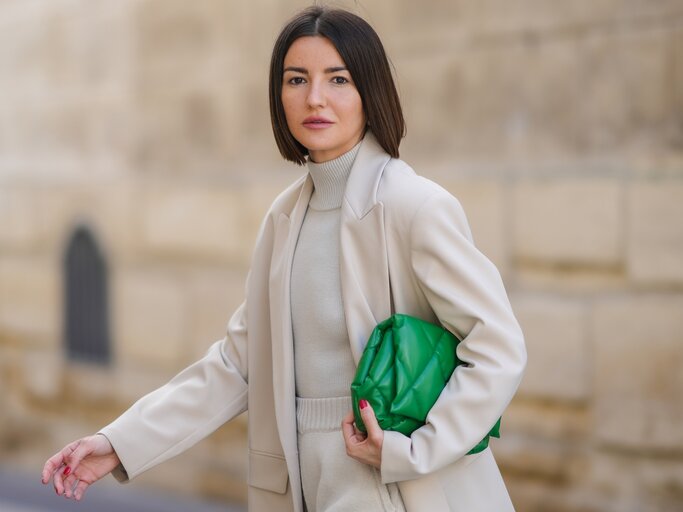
[{"xmin": 306, "ymin": 141, "xmax": 362, "ymax": 210}]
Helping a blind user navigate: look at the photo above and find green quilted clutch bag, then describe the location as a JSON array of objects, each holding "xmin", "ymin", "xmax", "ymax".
[{"xmin": 351, "ymin": 314, "xmax": 500, "ymax": 455}]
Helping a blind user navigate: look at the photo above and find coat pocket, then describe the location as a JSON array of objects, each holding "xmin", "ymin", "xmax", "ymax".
[{"xmin": 248, "ymin": 449, "xmax": 289, "ymax": 494}]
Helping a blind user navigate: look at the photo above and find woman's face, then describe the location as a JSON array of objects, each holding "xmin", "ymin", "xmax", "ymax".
[{"xmin": 281, "ymin": 36, "xmax": 366, "ymax": 163}]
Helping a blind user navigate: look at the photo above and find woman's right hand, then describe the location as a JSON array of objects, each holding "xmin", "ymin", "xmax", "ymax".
[{"xmin": 41, "ymin": 433, "xmax": 121, "ymax": 501}]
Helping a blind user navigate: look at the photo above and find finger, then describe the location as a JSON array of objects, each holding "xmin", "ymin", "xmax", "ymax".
[
  {"xmin": 341, "ymin": 411, "xmax": 356, "ymax": 444},
  {"xmin": 359, "ymin": 399, "xmax": 383, "ymax": 445},
  {"xmin": 359, "ymin": 399, "xmax": 379, "ymax": 432},
  {"xmin": 63, "ymin": 474, "xmax": 75, "ymax": 499},
  {"xmin": 42, "ymin": 452, "xmax": 65, "ymax": 484},
  {"xmin": 73, "ymin": 479, "xmax": 90, "ymax": 501},
  {"xmin": 42, "ymin": 439, "xmax": 78, "ymax": 484},
  {"xmin": 53, "ymin": 468, "xmax": 66, "ymax": 496},
  {"xmin": 63, "ymin": 438, "xmax": 94, "ymax": 477}
]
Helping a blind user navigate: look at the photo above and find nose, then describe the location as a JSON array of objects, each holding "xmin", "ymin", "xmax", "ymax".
[{"xmin": 306, "ymin": 78, "xmax": 326, "ymax": 109}]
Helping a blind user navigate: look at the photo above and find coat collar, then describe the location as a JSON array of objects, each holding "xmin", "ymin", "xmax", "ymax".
[
  {"xmin": 339, "ymin": 130, "xmax": 393, "ymax": 363},
  {"xmin": 343, "ymin": 130, "xmax": 392, "ymax": 219}
]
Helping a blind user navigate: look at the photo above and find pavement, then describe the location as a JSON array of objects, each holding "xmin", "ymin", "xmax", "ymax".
[{"xmin": 0, "ymin": 466, "xmax": 245, "ymax": 512}]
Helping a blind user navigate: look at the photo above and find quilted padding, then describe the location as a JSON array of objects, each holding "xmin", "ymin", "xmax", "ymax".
[{"xmin": 351, "ymin": 314, "xmax": 500, "ymax": 455}]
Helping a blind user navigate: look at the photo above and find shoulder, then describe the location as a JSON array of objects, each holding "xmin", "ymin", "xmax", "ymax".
[
  {"xmin": 247, "ymin": 173, "xmax": 307, "ymax": 256},
  {"xmin": 266, "ymin": 173, "xmax": 308, "ymax": 219},
  {"xmin": 378, "ymin": 158, "xmax": 470, "ymax": 236}
]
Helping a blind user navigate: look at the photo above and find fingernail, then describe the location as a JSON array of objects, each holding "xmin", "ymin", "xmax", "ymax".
[
  {"xmin": 359, "ymin": 399, "xmax": 369, "ymax": 410},
  {"xmin": 63, "ymin": 466, "xmax": 71, "ymax": 476}
]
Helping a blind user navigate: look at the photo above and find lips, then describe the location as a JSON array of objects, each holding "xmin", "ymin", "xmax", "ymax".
[{"xmin": 303, "ymin": 116, "xmax": 334, "ymax": 127}]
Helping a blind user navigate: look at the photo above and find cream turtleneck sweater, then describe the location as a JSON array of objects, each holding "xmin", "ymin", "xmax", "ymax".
[{"xmin": 291, "ymin": 141, "xmax": 361, "ymax": 398}]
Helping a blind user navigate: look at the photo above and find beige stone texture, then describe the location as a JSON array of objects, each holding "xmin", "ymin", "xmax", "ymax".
[
  {"xmin": 587, "ymin": 451, "xmax": 683, "ymax": 512},
  {"xmin": 675, "ymin": 25, "xmax": 683, "ymax": 127},
  {"xmin": 20, "ymin": 349, "xmax": 64, "ymax": 402},
  {"xmin": 113, "ymin": 269, "xmax": 188, "ymax": 370},
  {"xmin": 496, "ymin": 401, "xmax": 590, "ymax": 492},
  {"xmin": 0, "ymin": 187, "xmax": 42, "ymax": 250},
  {"xmin": 0, "ymin": 257, "xmax": 60, "ymax": 347},
  {"xmin": 511, "ymin": 294, "xmax": 589, "ymax": 401},
  {"xmin": 456, "ymin": 0, "xmax": 683, "ymax": 34},
  {"xmin": 513, "ymin": 179, "xmax": 623, "ymax": 266},
  {"xmin": 112, "ymin": 361, "xmax": 180, "ymax": 406},
  {"xmin": 438, "ymin": 178, "xmax": 509, "ymax": 275},
  {"xmin": 35, "ymin": 181, "xmax": 140, "ymax": 264},
  {"xmin": 516, "ymin": 265, "xmax": 628, "ymax": 294},
  {"xmin": 575, "ymin": 26, "xmax": 681, "ymax": 155},
  {"xmin": 139, "ymin": 182, "xmax": 249, "ymax": 264},
  {"xmin": 627, "ymin": 181, "xmax": 683, "ymax": 285},
  {"xmin": 592, "ymin": 294, "xmax": 683, "ymax": 450},
  {"xmin": 398, "ymin": 33, "xmax": 581, "ymax": 162},
  {"xmin": 184, "ymin": 267, "xmax": 248, "ymax": 363}
]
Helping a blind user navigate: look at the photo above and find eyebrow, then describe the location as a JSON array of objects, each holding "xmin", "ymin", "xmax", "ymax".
[{"xmin": 283, "ymin": 66, "xmax": 348, "ymax": 74}]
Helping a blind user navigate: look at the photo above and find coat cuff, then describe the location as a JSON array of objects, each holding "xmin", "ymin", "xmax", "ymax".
[
  {"xmin": 380, "ymin": 430, "xmax": 414, "ymax": 484},
  {"xmin": 97, "ymin": 428, "xmax": 132, "ymax": 483},
  {"xmin": 110, "ymin": 464, "xmax": 130, "ymax": 483}
]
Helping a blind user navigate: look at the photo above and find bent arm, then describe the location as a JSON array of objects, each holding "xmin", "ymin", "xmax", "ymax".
[
  {"xmin": 99, "ymin": 301, "xmax": 249, "ymax": 482},
  {"xmin": 380, "ymin": 189, "xmax": 527, "ymax": 483}
]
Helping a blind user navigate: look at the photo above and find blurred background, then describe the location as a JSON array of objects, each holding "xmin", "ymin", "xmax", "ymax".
[{"xmin": 1, "ymin": 0, "xmax": 682, "ymax": 511}]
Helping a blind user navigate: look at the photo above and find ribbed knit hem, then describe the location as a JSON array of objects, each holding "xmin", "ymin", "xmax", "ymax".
[
  {"xmin": 296, "ymin": 396, "xmax": 352, "ymax": 434},
  {"xmin": 306, "ymin": 141, "xmax": 361, "ymax": 210}
]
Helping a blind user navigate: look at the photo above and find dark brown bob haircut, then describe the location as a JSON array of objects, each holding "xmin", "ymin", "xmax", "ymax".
[{"xmin": 269, "ymin": 6, "xmax": 406, "ymax": 165}]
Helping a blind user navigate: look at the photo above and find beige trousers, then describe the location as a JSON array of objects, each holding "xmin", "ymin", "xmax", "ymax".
[{"xmin": 296, "ymin": 396, "xmax": 406, "ymax": 512}]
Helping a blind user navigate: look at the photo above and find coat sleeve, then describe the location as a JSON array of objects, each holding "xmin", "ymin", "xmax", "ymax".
[
  {"xmin": 98, "ymin": 211, "xmax": 276, "ymax": 482},
  {"xmin": 99, "ymin": 303, "xmax": 249, "ymax": 482},
  {"xmin": 380, "ymin": 188, "xmax": 527, "ymax": 484}
]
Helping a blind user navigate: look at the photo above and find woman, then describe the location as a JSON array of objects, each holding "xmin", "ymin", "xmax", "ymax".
[{"xmin": 42, "ymin": 6, "xmax": 526, "ymax": 511}]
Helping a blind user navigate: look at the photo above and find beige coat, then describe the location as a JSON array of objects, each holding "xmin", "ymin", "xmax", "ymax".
[{"xmin": 100, "ymin": 132, "xmax": 527, "ymax": 512}]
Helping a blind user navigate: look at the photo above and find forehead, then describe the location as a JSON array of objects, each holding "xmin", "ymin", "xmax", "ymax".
[{"xmin": 283, "ymin": 36, "xmax": 346, "ymax": 67}]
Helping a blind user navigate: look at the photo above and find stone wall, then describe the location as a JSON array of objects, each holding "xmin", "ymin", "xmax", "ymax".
[{"xmin": 0, "ymin": 1, "xmax": 681, "ymax": 510}]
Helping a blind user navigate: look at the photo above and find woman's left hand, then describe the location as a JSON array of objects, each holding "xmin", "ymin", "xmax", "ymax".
[{"xmin": 341, "ymin": 400, "xmax": 383, "ymax": 469}]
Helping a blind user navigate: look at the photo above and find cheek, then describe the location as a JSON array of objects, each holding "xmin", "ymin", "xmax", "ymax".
[
  {"xmin": 281, "ymin": 90, "xmax": 300, "ymax": 118},
  {"xmin": 342, "ymin": 97, "xmax": 365, "ymax": 125},
  {"xmin": 344, "ymin": 92, "xmax": 364, "ymax": 121}
]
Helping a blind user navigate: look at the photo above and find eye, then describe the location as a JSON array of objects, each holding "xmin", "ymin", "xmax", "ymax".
[
  {"xmin": 332, "ymin": 76, "xmax": 349, "ymax": 85},
  {"xmin": 286, "ymin": 76, "xmax": 306, "ymax": 85}
]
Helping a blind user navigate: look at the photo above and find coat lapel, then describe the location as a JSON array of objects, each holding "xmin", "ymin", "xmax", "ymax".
[
  {"xmin": 269, "ymin": 175, "xmax": 312, "ymax": 512},
  {"xmin": 340, "ymin": 131, "xmax": 393, "ymax": 364},
  {"xmin": 268, "ymin": 131, "xmax": 392, "ymax": 511}
]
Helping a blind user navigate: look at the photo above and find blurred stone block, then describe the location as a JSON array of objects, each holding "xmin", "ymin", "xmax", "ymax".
[
  {"xmin": 0, "ymin": 188, "xmax": 40, "ymax": 250},
  {"xmin": 140, "ymin": 183, "xmax": 248, "ymax": 264},
  {"xmin": 439, "ymin": 178, "xmax": 508, "ymax": 275},
  {"xmin": 592, "ymin": 294, "xmax": 683, "ymax": 450},
  {"xmin": 456, "ymin": 0, "xmax": 683, "ymax": 34},
  {"xmin": 185, "ymin": 268, "xmax": 247, "ymax": 363},
  {"xmin": 38, "ymin": 182, "xmax": 139, "ymax": 265},
  {"xmin": 0, "ymin": 257, "xmax": 59, "ymax": 346},
  {"xmin": 113, "ymin": 270, "xmax": 187, "ymax": 369},
  {"xmin": 627, "ymin": 181, "xmax": 683, "ymax": 285},
  {"xmin": 513, "ymin": 179, "xmax": 622, "ymax": 266},
  {"xmin": 114, "ymin": 361, "xmax": 179, "ymax": 405},
  {"xmin": 431, "ymin": 35, "xmax": 579, "ymax": 160},
  {"xmin": 576, "ymin": 27, "xmax": 678, "ymax": 154},
  {"xmin": 588, "ymin": 451, "xmax": 683, "ymax": 512},
  {"xmin": 512, "ymin": 293, "xmax": 589, "ymax": 401},
  {"xmin": 20, "ymin": 349, "xmax": 63, "ymax": 401}
]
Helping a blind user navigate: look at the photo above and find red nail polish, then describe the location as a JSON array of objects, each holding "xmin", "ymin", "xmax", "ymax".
[
  {"xmin": 359, "ymin": 399, "xmax": 369, "ymax": 410},
  {"xmin": 63, "ymin": 466, "xmax": 71, "ymax": 476}
]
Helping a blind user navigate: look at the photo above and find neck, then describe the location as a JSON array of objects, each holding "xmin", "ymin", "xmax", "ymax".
[{"xmin": 306, "ymin": 141, "xmax": 361, "ymax": 210}]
